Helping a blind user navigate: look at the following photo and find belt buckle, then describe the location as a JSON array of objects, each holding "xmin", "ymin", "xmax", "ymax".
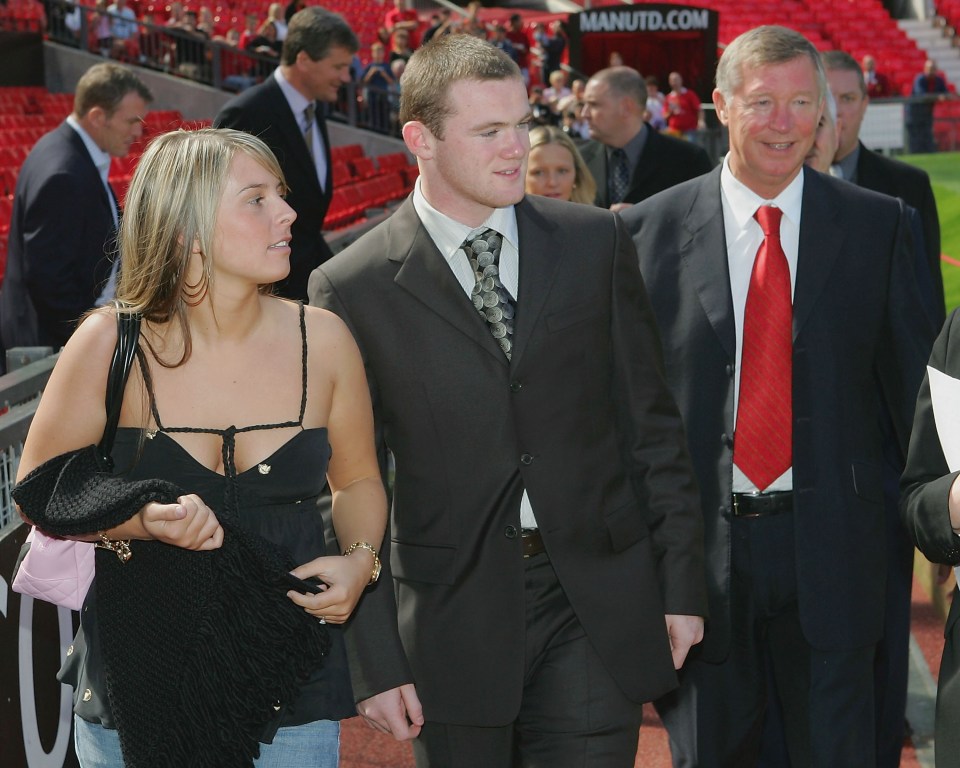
[{"xmin": 732, "ymin": 493, "xmax": 762, "ymax": 519}]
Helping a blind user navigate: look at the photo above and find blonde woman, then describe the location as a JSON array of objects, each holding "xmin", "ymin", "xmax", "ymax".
[
  {"xmin": 16, "ymin": 128, "xmax": 386, "ymax": 767},
  {"xmin": 524, "ymin": 124, "xmax": 597, "ymax": 205}
]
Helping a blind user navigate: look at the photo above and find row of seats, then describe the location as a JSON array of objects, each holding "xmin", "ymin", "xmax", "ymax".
[{"xmin": 0, "ymin": 86, "xmax": 416, "ymax": 282}]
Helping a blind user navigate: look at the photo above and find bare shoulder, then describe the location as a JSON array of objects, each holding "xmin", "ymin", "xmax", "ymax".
[{"xmin": 54, "ymin": 308, "xmax": 120, "ymax": 388}]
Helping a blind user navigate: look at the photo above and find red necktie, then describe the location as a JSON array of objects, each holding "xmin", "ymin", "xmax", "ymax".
[{"xmin": 734, "ymin": 205, "xmax": 792, "ymax": 491}]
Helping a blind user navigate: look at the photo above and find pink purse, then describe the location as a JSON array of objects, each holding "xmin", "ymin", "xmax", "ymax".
[
  {"xmin": 10, "ymin": 308, "xmax": 140, "ymax": 611},
  {"xmin": 12, "ymin": 529, "xmax": 95, "ymax": 611}
]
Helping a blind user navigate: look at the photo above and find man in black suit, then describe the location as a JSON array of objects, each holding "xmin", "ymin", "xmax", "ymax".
[
  {"xmin": 0, "ymin": 63, "xmax": 151, "ymax": 359},
  {"xmin": 579, "ymin": 66, "xmax": 713, "ymax": 212},
  {"xmin": 821, "ymin": 47, "xmax": 945, "ymax": 768},
  {"xmin": 215, "ymin": 7, "xmax": 357, "ymax": 302},
  {"xmin": 623, "ymin": 25, "xmax": 935, "ymax": 767},
  {"xmin": 824, "ymin": 49, "xmax": 944, "ymax": 325},
  {"xmin": 309, "ymin": 34, "xmax": 707, "ymax": 768}
]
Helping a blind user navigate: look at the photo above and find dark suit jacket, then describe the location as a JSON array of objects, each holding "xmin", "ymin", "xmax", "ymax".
[
  {"xmin": 901, "ymin": 308, "xmax": 960, "ymax": 768},
  {"xmin": 215, "ymin": 76, "xmax": 334, "ymax": 302},
  {"xmin": 0, "ymin": 122, "xmax": 116, "ymax": 353},
  {"xmin": 623, "ymin": 167, "xmax": 934, "ymax": 661},
  {"xmin": 580, "ymin": 124, "xmax": 714, "ymax": 209},
  {"xmin": 309, "ymin": 194, "xmax": 707, "ymax": 725},
  {"xmin": 856, "ymin": 141, "xmax": 944, "ymax": 326}
]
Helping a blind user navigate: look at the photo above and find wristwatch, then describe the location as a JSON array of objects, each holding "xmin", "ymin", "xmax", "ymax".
[{"xmin": 343, "ymin": 541, "xmax": 381, "ymax": 585}]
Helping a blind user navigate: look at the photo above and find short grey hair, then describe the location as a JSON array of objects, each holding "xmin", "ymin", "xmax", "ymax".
[{"xmin": 716, "ymin": 25, "xmax": 826, "ymax": 105}]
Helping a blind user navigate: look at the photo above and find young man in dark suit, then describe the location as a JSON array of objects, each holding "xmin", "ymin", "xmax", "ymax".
[
  {"xmin": 579, "ymin": 66, "xmax": 713, "ymax": 212},
  {"xmin": 215, "ymin": 7, "xmax": 357, "ymax": 302},
  {"xmin": 0, "ymin": 63, "xmax": 151, "ymax": 358},
  {"xmin": 623, "ymin": 25, "xmax": 935, "ymax": 768},
  {"xmin": 310, "ymin": 33, "xmax": 707, "ymax": 768}
]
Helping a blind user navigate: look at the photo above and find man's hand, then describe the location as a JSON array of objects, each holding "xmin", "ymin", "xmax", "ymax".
[
  {"xmin": 357, "ymin": 683, "xmax": 424, "ymax": 741},
  {"xmin": 665, "ymin": 614, "xmax": 705, "ymax": 669}
]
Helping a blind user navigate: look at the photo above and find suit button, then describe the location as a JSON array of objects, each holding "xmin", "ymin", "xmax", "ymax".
[
  {"xmin": 504, "ymin": 526, "xmax": 518, "ymax": 539},
  {"xmin": 721, "ymin": 433, "xmax": 733, "ymax": 447},
  {"xmin": 725, "ymin": 364, "xmax": 734, "ymax": 377},
  {"xmin": 510, "ymin": 380, "xmax": 523, "ymax": 392},
  {"xmin": 520, "ymin": 453, "xmax": 534, "ymax": 465}
]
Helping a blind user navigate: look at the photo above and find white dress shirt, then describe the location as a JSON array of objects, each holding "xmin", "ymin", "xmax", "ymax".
[
  {"xmin": 720, "ymin": 155, "xmax": 803, "ymax": 493},
  {"xmin": 412, "ymin": 179, "xmax": 537, "ymax": 529}
]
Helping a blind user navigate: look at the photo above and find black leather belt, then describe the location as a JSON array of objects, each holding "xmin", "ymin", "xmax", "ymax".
[
  {"xmin": 521, "ymin": 529, "xmax": 545, "ymax": 558},
  {"xmin": 731, "ymin": 491, "xmax": 793, "ymax": 518}
]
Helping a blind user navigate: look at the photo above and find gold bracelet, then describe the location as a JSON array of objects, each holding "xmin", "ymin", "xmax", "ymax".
[
  {"xmin": 96, "ymin": 532, "xmax": 132, "ymax": 563},
  {"xmin": 342, "ymin": 541, "xmax": 381, "ymax": 585}
]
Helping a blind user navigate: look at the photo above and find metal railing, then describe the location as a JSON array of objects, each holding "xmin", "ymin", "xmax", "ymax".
[{"xmin": 0, "ymin": 353, "xmax": 58, "ymax": 534}]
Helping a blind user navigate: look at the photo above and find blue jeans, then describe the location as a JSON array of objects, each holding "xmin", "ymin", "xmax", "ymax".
[{"xmin": 75, "ymin": 714, "xmax": 340, "ymax": 767}]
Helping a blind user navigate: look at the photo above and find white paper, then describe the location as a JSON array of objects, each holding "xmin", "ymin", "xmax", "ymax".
[{"xmin": 926, "ymin": 365, "xmax": 960, "ymax": 581}]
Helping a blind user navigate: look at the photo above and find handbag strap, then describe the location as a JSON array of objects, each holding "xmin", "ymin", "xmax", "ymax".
[{"xmin": 97, "ymin": 302, "xmax": 142, "ymax": 471}]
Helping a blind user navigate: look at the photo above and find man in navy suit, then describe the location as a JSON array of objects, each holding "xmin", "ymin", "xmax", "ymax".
[
  {"xmin": 0, "ymin": 62, "xmax": 151, "ymax": 358},
  {"xmin": 623, "ymin": 26, "xmax": 934, "ymax": 767},
  {"xmin": 215, "ymin": 7, "xmax": 357, "ymax": 302},
  {"xmin": 579, "ymin": 66, "xmax": 713, "ymax": 212},
  {"xmin": 823, "ymin": 47, "xmax": 944, "ymax": 768}
]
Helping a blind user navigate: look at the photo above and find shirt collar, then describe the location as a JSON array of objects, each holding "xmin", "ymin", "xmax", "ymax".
[
  {"xmin": 606, "ymin": 123, "xmax": 647, "ymax": 172},
  {"xmin": 837, "ymin": 143, "xmax": 860, "ymax": 183},
  {"xmin": 412, "ymin": 177, "xmax": 519, "ymax": 263},
  {"xmin": 274, "ymin": 67, "xmax": 311, "ymax": 124},
  {"xmin": 719, "ymin": 153, "xmax": 804, "ymax": 232},
  {"xmin": 66, "ymin": 115, "xmax": 112, "ymax": 180}
]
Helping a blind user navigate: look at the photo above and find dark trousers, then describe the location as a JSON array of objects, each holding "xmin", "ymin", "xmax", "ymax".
[
  {"xmin": 657, "ymin": 510, "xmax": 876, "ymax": 767},
  {"xmin": 412, "ymin": 553, "xmax": 643, "ymax": 768}
]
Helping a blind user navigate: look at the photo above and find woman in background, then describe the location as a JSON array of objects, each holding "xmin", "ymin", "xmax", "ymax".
[{"xmin": 524, "ymin": 124, "xmax": 597, "ymax": 205}]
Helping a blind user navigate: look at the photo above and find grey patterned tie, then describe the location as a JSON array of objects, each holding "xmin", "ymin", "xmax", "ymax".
[
  {"xmin": 609, "ymin": 147, "xmax": 630, "ymax": 204},
  {"xmin": 461, "ymin": 228, "xmax": 515, "ymax": 359}
]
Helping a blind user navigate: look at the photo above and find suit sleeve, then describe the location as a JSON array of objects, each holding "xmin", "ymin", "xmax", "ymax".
[
  {"xmin": 901, "ymin": 309, "xmax": 960, "ymax": 566},
  {"xmin": 309, "ymin": 266, "xmax": 415, "ymax": 702},
  {"xmin": 917, "ymin": 174, "xmax": 945, "ymax": 326},
  {"xmin": 22, "ymin": 170, "xmax": 110, "ymax": 342},
  {"xmin": 877, "ymin": 200, "xmax": 938, "ymax": 460},
  {"xmin": 608, "ymin": 214, "xmax": 708, "ymax": 615}
]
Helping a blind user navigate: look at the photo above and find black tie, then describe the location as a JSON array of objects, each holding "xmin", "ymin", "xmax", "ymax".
[
  {"xmin": 609, "ymin": 147, "xmax": 630, "ymax": 204},
  {"xmin": 461, "ymin": 228, "xmax": 515, "ymax": 359}
]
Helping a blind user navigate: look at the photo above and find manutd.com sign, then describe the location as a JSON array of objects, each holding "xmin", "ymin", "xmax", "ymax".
[{"xmin": 579, "ymin": 8, "xmax": 711, "ymax": 32}]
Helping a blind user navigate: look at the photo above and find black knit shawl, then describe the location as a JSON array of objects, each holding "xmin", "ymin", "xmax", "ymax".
[{"xmin": 14, "ymin": 444, "xmax": 331, "ymax": 767}]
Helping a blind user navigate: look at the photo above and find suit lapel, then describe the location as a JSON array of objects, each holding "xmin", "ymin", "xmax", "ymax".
[
  {"xmin": 265, "ymin": 80, "xmax": 323, "ymax": 195},
  {"xmin": 512, "ymin": 197, "xmax": 563, "ymax": 368},
  {"xmin": 391, "ymin": 201, "xmax": 507, "ymax": 363},
  {"xmin": 628, "ymin": 126, "xmax": 659, "ymax": 200},
  {"xmin": 793, "ymin": 171, "xmax": 843, "ymax": 340},
  {"xmin": 681, "ymin": 170, "xmax": 736, "ymax": 359}
]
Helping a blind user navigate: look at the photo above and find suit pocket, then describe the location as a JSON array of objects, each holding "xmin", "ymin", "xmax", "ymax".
[
  {"xmin": 391, "ymin": 539, "xmax": 457, "ymax": 585},
  {"xmin": 851, "ymin": 461, "xmax": 883, "ymax": 503},
  {"xmin": 546, "ymin": 301, "xmax": 602, "ymax": 333},
  {"xmin": 604, "ymin": 501, "xmax": 650, "ymax": 553}
]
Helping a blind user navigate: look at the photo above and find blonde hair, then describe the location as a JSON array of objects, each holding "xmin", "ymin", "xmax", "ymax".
[
  {"xmin": 116, "ymin": 128, "xmax": 286, "ymax": 365},
  {"xmin": 527, "ymin": 125, "xmax": 597, "ymax": 205}
]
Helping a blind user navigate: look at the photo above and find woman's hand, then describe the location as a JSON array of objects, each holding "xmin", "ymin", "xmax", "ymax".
[
  {"xmin": 139, "ymin": 494, "xmax": 224, "ymax": 550},
  {"xmin": 286, "ymin": 551, "xmax": 374, "ymax": 624}
]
